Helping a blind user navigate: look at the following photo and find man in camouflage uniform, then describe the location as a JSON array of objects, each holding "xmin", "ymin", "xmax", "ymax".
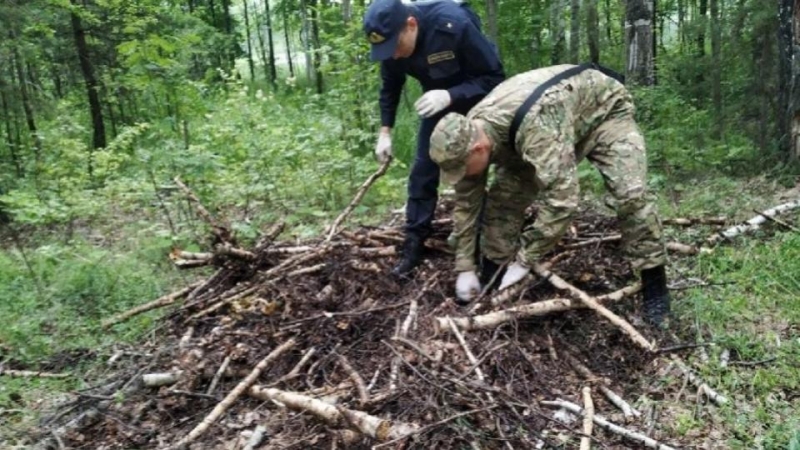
[{"xmin": 429, "ymin": 64, "xmax": 671, "ymax": 326}]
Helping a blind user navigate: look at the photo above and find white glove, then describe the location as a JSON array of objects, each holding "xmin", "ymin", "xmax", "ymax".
[
  {"xmin": 499, "ymin": 262, "xmax": 531, "ymax": 290},
  {"xmin": 414, "ymin": 90, "xmax": 451, "ymax": 118},
  {"xmin": 375, "ymin": 132, "xmax": 392, "ymax": 163},
  {"xmin": 455, "ymin": 271, "xmax": 481, "ymax": 303}
]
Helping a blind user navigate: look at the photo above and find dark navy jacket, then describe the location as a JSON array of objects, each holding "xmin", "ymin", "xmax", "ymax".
[{"xmin": 378, "ymin": 1, "xmax": 505, "ymax": 127}]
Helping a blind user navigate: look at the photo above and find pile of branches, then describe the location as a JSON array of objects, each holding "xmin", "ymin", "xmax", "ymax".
[{"xmin": 23, "ymin": 168, "xmax": 800, "ymax": 450}]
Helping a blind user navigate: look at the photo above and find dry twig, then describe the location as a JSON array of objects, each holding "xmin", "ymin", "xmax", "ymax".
[
  {"xmin": 580, "ymin": 387, "xmax": 594, "ymax": 450},
  {"xmin": 325, "ymin": 158, "xmax": 392, "ymax": 241}
]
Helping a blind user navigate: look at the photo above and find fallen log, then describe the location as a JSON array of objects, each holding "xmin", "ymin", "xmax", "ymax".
[
  {"xmin": 708, "ymin": 200, "xmax": 800, "ymax": 243},
  {"xmin": 248, "ymin": 386, "xmax": 419, "ymax": 441},
  {"xmin": 170, "ymin": 339, "xmax": 296, "ymax": 449},
  {"xmin": 102, "ymin": 283, "xmax": 201, "ymax": 329},
  {"xmin": 441, "ymin": 284, "xmax": 640, "ymax": 332}
]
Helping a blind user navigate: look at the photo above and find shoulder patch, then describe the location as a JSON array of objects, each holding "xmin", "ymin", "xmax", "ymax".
[{"xmin": 427, "ymin": 50, "xmax": 456, "ymax": 65}]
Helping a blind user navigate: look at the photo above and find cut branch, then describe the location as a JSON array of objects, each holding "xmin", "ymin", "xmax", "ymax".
[
  {"xmin": 102, "ymin": 283, "xmax": 200, "ymax": 329},
  {"xmin": 337, "ymin": 355, "xmax": 368, "ymax": 406},
  {"xmin": 562, "ymin": 350, "xmax": 640, "ymax": 419},
  {"xmin": 542, "ymin": 399, "xmax": 678, "ymax": 450},
  {"xmin": 174, "ymin": 176, "xmax": 233, "ymax": 244},
  {"xmin": 670, "ymin": 356, "xmax": 728, "ymax": 405},
  {"xmin": 0, "ymin": 369, "xmax": 70, "ymax": 379},
  {"xmin": 580, "ymin": 387, "xmax": 594, "ymax": 450},
  {"xmin": 663, "ymin": 217, "xmax": 727, "ymax": 226},
  {"xmin": 533, "ymin": 264, "xmax": 654, "ymax": 351},
  {"xmin": 325, "ymin": 158, "xmax": 392, "ymax": 242},
  {"xmin": 171, "ymin": 339, "xmax": 296, "ymax": 449}
]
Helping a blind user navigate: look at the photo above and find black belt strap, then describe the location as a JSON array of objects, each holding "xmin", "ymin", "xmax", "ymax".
[{"xmin": 508, "ymin": 63, "xmax": 624, "ymax": 151}]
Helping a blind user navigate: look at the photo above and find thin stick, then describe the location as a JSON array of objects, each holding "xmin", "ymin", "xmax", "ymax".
[
  {"xmin": 562, "ymin": 351, "xmax": 640, "ymax": 418},
  {"xmin": 102, "ymin": 283, "xmax": 200, "ymax": 328},
  {"xmin": 534, "ymin": 264, "xmax": 654, "ymax": 351},
  {"xmin": 446, "ymin": 318, "xmax": 486, "ymax": 383},
  {"xmin": 188, "ymin": 285, "xmax": 258, "ymax": 321},
  {"xmin": 663, "ymin": 217, "xmax": 727, "ymax": 226},
  {"xmin": 669, "ymin": 355, "xmax": 728, "ymax": 405},
  {"xmin": 171, "ymin": 339, "xmax": 296, "ymax": 449},
  {"xmin": 214, "ymin": 243, "xmax": 257, "ymax": 261},
  {"xmin": 370, "ymin": 405, "xmax": 497, "ymax": 449},
  {"xmin": 0, "ymin": 369, "xmax": 70, "ymax": 379},
  {"xmin": 286, "ymin": 263, "xmax": 326, "ymax": 278},
  {"xmin": 337, "ymin": 355, "xmax": 369, "ymax": 406},
  {"xmin": 580, "ymin": 387, "xmax": 594, "ymax": 450},
  {"xmin": 563, "ymin": 235, "xmax": 621, "ymax": 249},
  {"xmin": 174, "ymin": 176, "xmax": 232, "ymax": 244},
  {"xmin": 206, "ymin": 356, "xmax": 231, "ymax": 395},
  {"xmin": 542, "ymin": 399, "xmax": 678, "ymax": 450},
  {"xmin": 754, "ymin": 209, "xmax": 800, "ymax": 233},
  {"xmin": 325, "ymin": 158, "xmax": 392, "ymax": 242}
]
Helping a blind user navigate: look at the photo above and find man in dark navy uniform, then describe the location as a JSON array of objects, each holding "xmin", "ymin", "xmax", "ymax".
[{"xmin": 363, "ymin": 0, "xmax": 505, "ymax": 277}]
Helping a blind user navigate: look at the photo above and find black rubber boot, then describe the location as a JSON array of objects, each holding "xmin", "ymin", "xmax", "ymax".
[
  {"xmin": 479, "ymin": 257, "xmax": 506, "ymax": 292},
  {"xmin": 392, "ymin": 236, "xmax": 425, "ymax": 278},
  {"xmin": 641, "ymin": 265, "xmax": 671, "ymax": 326}
]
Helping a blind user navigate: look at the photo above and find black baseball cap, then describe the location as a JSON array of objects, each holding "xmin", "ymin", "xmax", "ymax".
[{"xmin": 363, "ymin": 0, "xmax": 410, "ymax": 61}]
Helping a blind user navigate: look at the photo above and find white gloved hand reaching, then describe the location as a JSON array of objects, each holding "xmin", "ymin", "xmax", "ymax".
[
  {"xmin": 455, "ymin": 270, "xmax": 481, "ymax": 304},
  {"xmin": 414, "ymin": 90, "xmax": 451, "ymax": 118},
  {"xmin": 498, "ymin": 262, "xmax": 531, "ymax": 291},
  {"xmin": 375, "ymin": 131, "xmax": 392, "ymax": 163}
]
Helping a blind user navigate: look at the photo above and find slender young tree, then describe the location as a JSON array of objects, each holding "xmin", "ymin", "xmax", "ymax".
[
  {"xmin": 283, "ymin": 4, "xmax": 295, "ymax": 78},
  {"xmin": 264, "ymin": 0, "xmax": 278, "ymax": 86},
  {"xmin": 710, "ymin": 0, "xmax": 722, "ymax": 138},
  {"xmin": 243, "ymin": 0, "xmax": 256, "ymax": 81},
  {"xmin": 551, "ymin": 0, "xmax": 566, "ymax": 64},
  {"xmin": 570, "ymin": 0, "xmax": 581, "ymax": 62},
  {"xmin": 69, "ymin": 0, "xmax": 106, "ymax": 152},
  {"xmin": 586, "ymin": 0, "xmax": 599, "ymax": 62}
]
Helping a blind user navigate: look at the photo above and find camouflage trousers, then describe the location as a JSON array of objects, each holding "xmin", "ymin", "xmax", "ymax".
[{"xmin": 480, "ymin": 107, "xmax": 667, "ymax": 271}]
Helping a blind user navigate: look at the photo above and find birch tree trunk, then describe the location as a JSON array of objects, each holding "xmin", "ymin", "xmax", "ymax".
[
  {"xmin": 625, "ymin": 0, "xmax": 654, "ymax": 85},
  {"xmin": 570, "ymin": 0, "xmax": 581, "ymax": 62}
]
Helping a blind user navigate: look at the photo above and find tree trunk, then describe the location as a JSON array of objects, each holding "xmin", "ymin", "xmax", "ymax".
[
  {"xmin": 9, "ymin": 32, "xmax": 43, "ymax": 160},
  {"xmin": 677, "ymin": 0, "xmax": 685, "ymax": 49},
  {"xmin": 222, "ymin": 0, "xmax": 235, "ymax": 69},
  {"xmin": 486, "ymin": 0, "xmax": 499, "ymax": 45},
  {"xmin": 570, "ymin": 0, "xmax": 581, "ymax": 62},
  {"xmin": 625, "ymin": 0, "xmax": 654, "ymax": 85},
  {"xmin": 0, "ymin": 71, "xmax": 23, "ymax": 178},
  {"xmin": 551, "ymin": 0, "xmax": 566, "ymax": 64},
  {"xmin": 710, "ymin": 0, "xmax": 722, "ymax": 139},
  {"xmin": 284, "ymin": 6, "xmax": 295, "ymax": 78},
  {"xmin": 785, "ymin": 0, "xmax": 800, "ymax": 158},
  {"xmin": 264, "ymin": 0, "xmax": 278, "ymax": 86},
  {"xmin": 586, "ymin": 0, "xmax": 599, "ymax": 62},
  {"xmin": 70, "ymin": 0, "xmax": 106, "ymax": 154},
  {"xmin": 531, "ymin": 0, "xmax": 545, "ymax": 66},
  {"xmin": 697, "ymin": 0, "xmax": 707, "ymax": 58},
  {"xmin": 300, "ymin": 0, "xmax": 313, "ymax": 82},
  {"xmin": 255, "ymin": 2, "xmax": 270, "ymax": 83},
  {"xmin": 310, "ymin": 0, "xmax": 323, "ymax": 94},
  {"xmin": 243, "ymin": 0, "xmax": 256, "ymax": 81}
]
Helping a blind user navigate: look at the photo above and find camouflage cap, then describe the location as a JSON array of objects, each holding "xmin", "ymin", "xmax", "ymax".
[{"xmin": 429, "ymin": 112, "xmax": 475, "ymax": 185}]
